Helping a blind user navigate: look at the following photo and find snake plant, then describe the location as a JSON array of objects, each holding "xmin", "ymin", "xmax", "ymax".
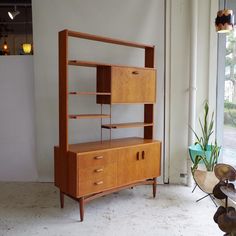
[{"xmin": 190, "ymin": 102, "xmax": 221, "ymax": 172}]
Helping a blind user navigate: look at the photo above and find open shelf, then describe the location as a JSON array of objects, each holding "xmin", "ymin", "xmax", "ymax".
[
  {"xmin": 101, "ymin": 122, "xmax": 153, "ymax": 129},
  {"xmin": 68, "ymin": 60, "xmax": 155, "ymax": 70},
  {"xmin": 69, "ymin": 114, "xmax": 111, "ymax": 119},
  {"xmin": 69, "ymin": 91, "xmax": 111, "ymax": 96}
]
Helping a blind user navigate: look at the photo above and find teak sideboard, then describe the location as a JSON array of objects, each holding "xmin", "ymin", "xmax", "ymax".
[{"xmin": 54, "ymin": 29, "xmax": 161, "ymax": 221}]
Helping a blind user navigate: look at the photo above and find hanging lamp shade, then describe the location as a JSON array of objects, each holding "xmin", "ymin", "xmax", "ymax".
[
  {"xmin": 22, "ymin": 43, "xmax": 31, "ymax": 54},
  {"xmin": 215, "ymin": 9, "xmax": 234, "ymax": 33},
  {"xmin": 2, "ymin": 40, "xmax": 8, "ymax": 50},
  {"xmin": 22, "ymin": 6, "xmax": 31, "ymax": 54}
]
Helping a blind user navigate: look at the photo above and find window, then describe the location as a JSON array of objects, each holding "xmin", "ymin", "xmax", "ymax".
[
  {"xmin": 217, "ymin": 0, "xmax": 236, "ymax": 166},
  {"xmin": 0, "ymin": 0, "xmax": 33, "ymax": 55}
]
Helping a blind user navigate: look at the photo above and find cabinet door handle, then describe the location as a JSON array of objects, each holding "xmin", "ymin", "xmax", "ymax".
[
  {"xmin": 94, "ymin": 181, "xmax": 103, "ymax": 185},
  {"xmin": 94, "ymin": 168, "xmax": 104, "ymax": 173},
  {"xmin": 136, "ymin": 152, "xmax": 139, "ymax": 160},
  {"xmin": 94, "ymin": 156, "xmax": 103, "ymax": 160},
  {"xmin": 142, "ymin": 151, "xmax": 145, "ymax": 159},
  {"xmin": 132, "ymin": 71, "xmax": 139, "ymax": 75}
]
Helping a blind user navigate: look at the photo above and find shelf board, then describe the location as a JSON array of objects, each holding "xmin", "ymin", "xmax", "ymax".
[
  {"xmin": 67, "ymin": 30, "xmax": 154, "ymax": 49},
  {"xmin": 101, "ymin": 122, "xmax": 153, "ymax": 129},
  {"xmin": 66, "ymin": 137, "xmax": 161, "ymax": 153},
  {"xmin": 69, "ymin": 91, "xmax": 111, "ymax": 96},
  {"xmin": 69, "ymin": 114, "xmax": 111, "ymax": 119},
  {"xmin": 68, "ymin": 60, "xmax": 155, "ymax": 70}
]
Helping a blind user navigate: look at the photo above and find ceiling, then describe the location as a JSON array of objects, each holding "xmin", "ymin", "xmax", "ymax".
[{"xmin": 0, "ymin": 0, "xmax": 32, "ymax": 37}]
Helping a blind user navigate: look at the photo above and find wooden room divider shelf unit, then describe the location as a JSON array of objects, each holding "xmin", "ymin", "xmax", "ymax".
[{"xmin": 54, "ymin": 29, "xmax": 161, "ymax": 221}]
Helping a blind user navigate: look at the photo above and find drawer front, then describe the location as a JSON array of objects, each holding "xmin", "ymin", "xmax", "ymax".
[
  {"xmin": 79, "ymin": 162, "xmax": 117, "ymax": 182},
  {"xmin": 78, "ymin": 150, "xmax": 115, "ymax": 169},
  {"xmin": 79, "ymin": 173, "xmax": 117, "ymax": 196},
  {"xmin": 77, "ymin": 149, "xmax": 118, "ymax": 196},
  {"xmin": 111, "ymin": 66, "xmax": 156, "ymax": 103}
]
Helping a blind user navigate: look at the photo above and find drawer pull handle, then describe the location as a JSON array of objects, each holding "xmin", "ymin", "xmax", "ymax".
[
  {"xmin": 94, "ymin": 156, "xmax": 103, "ymax": 160},
  {"xmin": 142, "ymin": 151, "xmax": 145, "ymax": 159},
  {"xmin": 94, "ymin": 181, "xmax": 103, "ymax": 185},
  {"xmin": 136, "ymin": 152, "xmax": 139, "ymax": 160},
  {"xmin": 95, "ymin": 168, "xmax": 104, "ymax": 173},
  {"xmin": 132, "ymin": 71, "xmax": 139, "ymax": 75}
]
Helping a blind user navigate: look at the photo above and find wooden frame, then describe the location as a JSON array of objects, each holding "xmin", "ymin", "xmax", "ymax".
[
  {"xmin": 56, "ymin": 29, "xmax": 160, "ymax": 221},
  {"xmin": 58, "ymin": 29, "xmax": 155, "ymax": 151}
]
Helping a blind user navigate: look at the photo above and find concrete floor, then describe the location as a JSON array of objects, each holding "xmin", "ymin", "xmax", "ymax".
[{"xmin": 0, "ymin": 183, "xmax": 222, "ymax": 236}]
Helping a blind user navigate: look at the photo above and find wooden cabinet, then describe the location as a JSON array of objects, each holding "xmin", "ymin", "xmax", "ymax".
[
  {"xmin": 55, "ymin": 29, "xmax": 161, "ymax": 221},
  {"xmin": 97, "ymin": 66, "xmax": 156, "ymax": 104},
  {"xmin": 57, "ymin": 139, "xmax": 161, "ymax": 198}
]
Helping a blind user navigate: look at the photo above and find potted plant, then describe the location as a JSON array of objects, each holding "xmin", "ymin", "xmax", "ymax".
[{"xmin": 189, "ymin": 102, "xmax": 221, "ymax": 172}]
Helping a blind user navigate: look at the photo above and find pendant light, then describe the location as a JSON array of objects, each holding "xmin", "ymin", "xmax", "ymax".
[
  {"xmin": 2, "ymin": 37, "xmax": 9, "ymax": 55},
  {"xmin": 22, "ymin": 5, "xmax": 31, "ymax": 54},
  {"xmin": 23, "ymin": 43, "xmax": 31, "ymax": 54},
  {"xmin": 215, "ymin": 0, "xmax": 234, "ymax": 33},
  {"xmin": 2, "ymin": 40, "xmax": 8, "ymax": 51}
]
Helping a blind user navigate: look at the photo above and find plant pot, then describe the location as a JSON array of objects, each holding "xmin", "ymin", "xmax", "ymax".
[{"xmin": 188, "ymin": 144, "xmax": 213, "ymax": 164}]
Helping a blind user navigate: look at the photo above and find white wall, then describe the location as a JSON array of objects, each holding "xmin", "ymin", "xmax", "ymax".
[
  {"xmin": 166, "ymin": 0, "xmax": 218, "ymax": 184},
  {"xmin": 0, "ymin": 56, "xmax": 38, "ymax": 181},
  {"xmin": 167, "ymin": 0, "xmax": 191, "ymax": 184},
  {"xmin": 32, "ymin": 0, "xmax": 218, "ymax": 183},
  {"xmin": 32, "ymin": 0, "xmax": 165, "ymax": 181}
]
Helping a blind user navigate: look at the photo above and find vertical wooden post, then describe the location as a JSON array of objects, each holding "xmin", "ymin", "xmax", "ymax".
[
  {"xmin": 145, "ymin": 47, "xmax": 155, "ymax": 68},
  {"xmin": 144, "ymin": 104, "xmax": 154, "ymax": 138},
  {"xmin": 59, "ymin": 30, "xmax": 68, "ymax": 191},
  {"xmin": 59, "ymin": 29, "xmax": 68, "ymax": 151},
  {"xmin": 144, "ymin": 47, "xmax": 155, "ymax": 139}
]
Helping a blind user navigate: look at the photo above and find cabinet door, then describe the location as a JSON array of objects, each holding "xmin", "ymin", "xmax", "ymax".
[
  {"xmin": 111, "ymin": 66, "xmax": 156, "ymax": 103},
  {"xmin": 117, "ymin": 147, "xmax": 139, "ymax": 186},
  {"xmin": 117, "ymin": 142, "xmax": 161, "ymax": 186},
  {"xmin": 137, "ymin": 143, "xmax": 161, "ymax": 180}
]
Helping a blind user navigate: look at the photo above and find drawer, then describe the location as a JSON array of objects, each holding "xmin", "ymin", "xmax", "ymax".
[
  {"xmin": 79, "ymin": 162, "xmax": 117, "ymax": 182},
  {"xmin": 79, "ymin": 173, "xmax": 117, "ymax": 196},
  {"xmin": 78, "ymin": 150, "xmax": 115, "ymax": 169},
  {"xmin": 111, "ymin": 66, "xmax": 156, "ymax": 103}
]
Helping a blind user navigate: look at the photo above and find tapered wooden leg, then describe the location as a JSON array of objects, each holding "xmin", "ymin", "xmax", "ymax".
[
  {"xmin": 153, "ymin": 177, "xmax": 157, "ymax": 198},
  {"xmin": 60, "ymin": 191, "xmax": 64, "ymax": 208},
  {"xmin": 79, "ymin": 197, "xmax": 84, "ymax": 222}
]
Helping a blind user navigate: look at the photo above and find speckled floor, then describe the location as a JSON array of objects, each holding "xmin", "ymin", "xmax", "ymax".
[{"xmin": 0, "ymin": 183, "xmax": 222, "ymax": 236}]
